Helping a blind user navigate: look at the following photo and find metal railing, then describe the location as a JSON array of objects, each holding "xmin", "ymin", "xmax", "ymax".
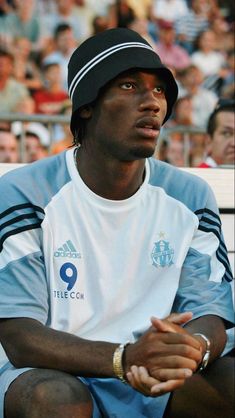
[{"xmin": 0, "ymin": 112, "xmax": 206, "ymax": 164}]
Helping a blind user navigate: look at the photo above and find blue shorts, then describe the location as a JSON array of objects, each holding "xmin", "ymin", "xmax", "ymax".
[{"xmin": 0, "ymin": 363, "xmax": 170, "ymax": 418}]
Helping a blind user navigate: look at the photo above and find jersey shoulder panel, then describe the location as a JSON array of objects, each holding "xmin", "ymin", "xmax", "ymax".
[
  {"xmin": 0, "ymin": 152, "xmax": 72, "ymax": 251},
  {"xmin": 0, "ymin": 152, "xmax": 71, "ymax": 211},
  {"xmin": 148, "ymin": 158, "xmax": 216, "ymax": 214}
]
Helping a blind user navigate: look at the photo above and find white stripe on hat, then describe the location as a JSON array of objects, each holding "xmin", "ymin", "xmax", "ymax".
[{"xmin": 69, "ymin": 41, "xmax": 154, "ymax": 100}]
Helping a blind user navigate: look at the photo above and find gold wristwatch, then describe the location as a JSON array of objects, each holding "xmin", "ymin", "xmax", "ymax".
[{"xmin": 113, "ymin": 341, "xmax": 130, "ymax": 383}]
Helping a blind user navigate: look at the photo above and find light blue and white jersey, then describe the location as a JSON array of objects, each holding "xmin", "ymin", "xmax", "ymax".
[{"xmin": 0, "ymin": 148, "xmax": 234, "ymax": 370}]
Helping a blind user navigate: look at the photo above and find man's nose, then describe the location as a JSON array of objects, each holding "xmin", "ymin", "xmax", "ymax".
[{"xmin": 138, "ymin": 90, "xmax": 161, "ymax": 113}]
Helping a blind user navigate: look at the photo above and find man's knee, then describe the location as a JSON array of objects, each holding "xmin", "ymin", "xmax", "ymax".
[
  {"xmin": 164, "ymin": 355, "xmax": 235, "ymax": 418},
  {"xmin": 4, "ymin": 369, "xmax": 93, "ymax": 418}
]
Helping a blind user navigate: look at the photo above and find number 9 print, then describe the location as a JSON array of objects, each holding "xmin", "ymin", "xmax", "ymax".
[{"xmin": 60, "ymin": 262, "xmax": 78, "ymax": 291}]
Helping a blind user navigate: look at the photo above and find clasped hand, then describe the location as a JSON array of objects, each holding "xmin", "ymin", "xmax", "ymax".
[{"xmin": 125, "ymin": 312, "xmax": 203, "ymax": 397}]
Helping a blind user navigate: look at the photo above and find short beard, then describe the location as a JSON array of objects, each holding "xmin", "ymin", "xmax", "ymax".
[{"xmin": 129, "ymin": 144, "xmax": 156, "ymax": 160}]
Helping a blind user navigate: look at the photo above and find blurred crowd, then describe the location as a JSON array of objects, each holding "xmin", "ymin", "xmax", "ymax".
[{"xmin": 0, "ymin": 0, "xmax": 234, "ymax": 166}]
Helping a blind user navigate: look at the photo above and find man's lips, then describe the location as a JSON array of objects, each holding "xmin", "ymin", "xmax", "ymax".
[{"xmin": 135, "ymin": 117, "xmax": 160, "ymax": 138}]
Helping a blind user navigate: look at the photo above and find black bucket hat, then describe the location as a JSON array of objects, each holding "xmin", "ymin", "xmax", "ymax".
[{"xmin": 68, "ymin": 28, "xmax": 178, "ymax": 136}]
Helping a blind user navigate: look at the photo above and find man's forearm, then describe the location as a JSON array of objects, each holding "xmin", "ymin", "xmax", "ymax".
[{"xmin": 0, "ymin": 317, "xmax": 118, "ymax": 377}]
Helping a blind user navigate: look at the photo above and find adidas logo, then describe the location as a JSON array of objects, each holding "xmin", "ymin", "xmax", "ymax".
[{"xmin": 54, "ymin": 240, "xmax": 81, "ymax": 259}]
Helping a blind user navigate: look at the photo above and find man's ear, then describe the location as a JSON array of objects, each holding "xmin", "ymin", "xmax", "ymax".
[{"xmin": 79, "ymin": 106, "xmax": 92, "ymax": 119}]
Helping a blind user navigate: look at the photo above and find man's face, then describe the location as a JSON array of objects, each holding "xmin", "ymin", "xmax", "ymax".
[
  {"xmin": 57, "ymin": 29, "xmax": 75, "ymax": 53},
  {"xmin": 45, "ymin": 64, "xmax": 62, "ymax": 86},
  {"xmin": 166, "ymin": 139, "xmax": 184, "ymax": 167},
  {"xmin": 160, "ymin": 28, "xmax": 176, "ymax": 45},
  {"xmin": 0, "ymin": 131, "xmax": 18, "ymax": 163},
  {"xmin": 25, "ymin": 135, "xmax": 47, "ymax": 162},
  {"xmin": 210, "ymin": 111, "xmax": 235, "ymax": 165},
  {"xmin": 82, "ymin": 70, "xmax": 167, "ymax": 161},
  {"xmin": 183, "ymin": 67, "xmax": 203, "ymax": 89}
]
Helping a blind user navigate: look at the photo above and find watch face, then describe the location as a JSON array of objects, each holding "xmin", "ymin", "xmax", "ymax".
[
  {"xmin": 203, "ymin": 351, "xmax": 210, "ymax": 366},
  {"xmin": 199, "ymin": 350, "xmax": 210, "ymax": 371}
]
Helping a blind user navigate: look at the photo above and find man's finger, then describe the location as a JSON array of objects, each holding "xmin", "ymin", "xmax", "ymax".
[
  {"xmin": 167, "ymin": 312, "xmax": 193, "ymax": 324},
  {"xmin": 151, "ymin": 312, "xmax": 193, "ymax": 333},
  {"xmin": 151, "ymin": 378, "xmax": 185, "ymax": 395}
]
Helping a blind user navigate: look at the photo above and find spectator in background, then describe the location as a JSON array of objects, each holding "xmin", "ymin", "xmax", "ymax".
[
  {"xmin": 71, "ymin": 0, "xmax": 96, "ymax": 41},
  {"xmin": 35, "ymin": 0, "xmax": 57, "ymax": 15},
  {"xmin": 1, "ymin": 0, "xmax": 40, "ymax": 50},
  {"xmin": 13, "ymin": 95, "xmax": 36, "ymax": 114},
  {"xmin": 192, "ymin": 29, "xmax": 226, "ymax": 77},
  {"xmin": 162, "ymin": 95, "xmax": 193, "ymax": 166},
  {"xmin": 0, "ymin": 0, "xmax": 13, "ymax": 16},
  {"xmin": 152, "ymin": 0, "xmax": 189, "ymax": 23},
  {"xmin": 85, "ymin": 0, "xmax": 114, "ymax": 16},
  {"xmin": 108, "ymin": 0, "xmax": 136, "ymax": 28},
  {"xmin": 0, "ymin": 0, "xmax": 14, "ymax": 49},
  {"xmin": 217, "ymin": 0, "xmax": 235, "ymax": 24},
  {"xmin": 126, "ymin": 0, "xmax": 155, "ymax": 41},
  {"xmin": 11, "ymin": 96, "xmax": 51, "ymax": 162},
  {"xmin": 0, "ymin": 48, "xmax": 30, "ymax": 113},
  {"xmin": 126, "ymin": 0, "xmax": 152, "ymax": 20},
  {"xmin": 33, "ymin": 62, "xmax": 68, "ymax": 115},
  {"xmin": 39, "ymin": 0, "xmax": 94, "ymax": 45},
  {"xmin": 42, "ymin": 23, "xmax": 77, "ymax": 91},
  {"xmin": 11, "ymin": 37, "xmax": 43, "ymax": 95},
  {"xmin": 191, "ymin": 29, "xmax": 226, "ymax": 94},
  {"xmin": 127, "ymin": 17, "xmax": 156, "ymax": 48},
  {"xmin": 220, "ymin": 49, "xmax": 235, "ymax": 99},
  {"xmin": 155, "ymin": 20, "xmax": 191, "ymax": 72},
  {"xmin": 155, "ymin": 136, "xmax": 185, "ymax": 167},
  {"xmin": 178, "ymin": 64, "xmax": 218, "ymax": 128},
  {"xmin": 190, "ymin": 131, "xmax": 208, "ymax": 166},
  {"xmin": 16, "ymin": 126, "xmax": 49, "ymax": 163},
  {"xmin": 175, "ymin": 0, "xmax": 209, "ymax": 53},
  {"xmin": 164, "ymin": 138, "xmax": 185, "ymax": 167},
  {"xmin": 12, "ymin": 120, "xmax": 50, "ymax": 151},
  {"xmin": 163, "ymin": 96, "xmax": 208, "ymax": 166},
  {"xmin": 210, "ymin": 15, "xmax": 233, "ymax": 54},
  {"xmin": 205, "ymin": 0, "xmax": 222, "ymax": 22},
  {"xmin": 198, "ymin": 98, "xmax": 235, "ymax": 167},
  {"xmin": 92, "ymin": 14, "xmax": 109, "ymax": 34},
  {"xmin": 0, "ymin": 128, "xmax": 19, "ymax": 163},
  {"xmin": 51, "ymin": 100, "xmax": 73, "ymax": 154},
  {"xmin": 165, "ymin": 96, "xmax": 194, "ymax": 129},
  {"xmin": 160, "ymin": 96, "xmax": 207, "ymax": 167}
]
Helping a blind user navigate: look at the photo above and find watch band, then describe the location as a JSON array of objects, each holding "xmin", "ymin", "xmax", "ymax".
[
  {"xmin": 194, "ymin": 333, "xmax": 211, "ymax": 371},
  {"xmin": 113, "ymin": 341, "xmax": 130, "ymax": 383}
]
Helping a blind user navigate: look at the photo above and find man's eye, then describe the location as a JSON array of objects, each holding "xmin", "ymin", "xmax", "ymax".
[
  {"xmin": 120, "ymin": 82, "xmax": 134, "ymax": 90},
  {"xmin": 222, "ymin": 130, "xmax": 232, "ymax": 138},
  {"xmin": 154, "ymin": 86, "xmax": 165, "ymax": 94}
]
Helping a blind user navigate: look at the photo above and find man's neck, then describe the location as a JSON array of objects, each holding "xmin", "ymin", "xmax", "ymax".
[{"xmin": 75, "ymin": 148, "xmax": 146, "ymax": 200}]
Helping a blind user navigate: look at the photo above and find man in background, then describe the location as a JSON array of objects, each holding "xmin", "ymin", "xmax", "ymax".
[
  {"xmin": 0, "ymin": 49, "xmax": 30, "ymax": 113},
  {"xmin": 199, "ymin": 98, "xmax": 235, "ymax": 167},
  {"xmin": 0, "ymin": 128, "xmax": 19, "ymax": 163}
]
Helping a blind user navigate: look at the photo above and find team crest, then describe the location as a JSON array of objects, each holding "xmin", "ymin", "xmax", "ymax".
[{"xmin": 151, "ymin": 239, "xmax": 174, "ymax": 267}]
